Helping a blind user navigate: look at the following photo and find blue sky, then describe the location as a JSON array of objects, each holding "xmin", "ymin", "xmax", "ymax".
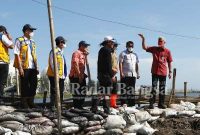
[{"xmin": 1, "ymin": 0, "xmax": 200, "ymax": 90}]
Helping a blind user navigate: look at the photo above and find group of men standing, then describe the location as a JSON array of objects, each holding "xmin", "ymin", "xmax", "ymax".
[{"xmin": 0, "ymin": 24, "xmax": 172, "ymax": 113}]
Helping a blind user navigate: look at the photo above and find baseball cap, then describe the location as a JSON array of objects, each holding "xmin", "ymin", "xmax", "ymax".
[
  {"xmin": 0, "ymin": 25, "xmax": 7, "ymax": 33},
  {"xmin": 79, "ymin": 41, "xmax": 90, "ymax": 47},
  {"xmin": 104, "ymin": 36, "xmax": 115, "ymax": 42},
  {"xmin": 55, "ymin": 36, "xmax": 66, "ymax": 45},
  {"xmin": 22, "ymin": 24, "xmax": 37, "ymax": 32}
]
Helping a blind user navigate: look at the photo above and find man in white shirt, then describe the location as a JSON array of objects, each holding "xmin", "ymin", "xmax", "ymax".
[
  {"xmin": 119, "ymin": 41, "xmax": 140, "ymax": 106},
  {"xmin": 13, "ymin": 24, "xmax": 38, "ymax": 108},
  {"xmin": 0, "ymin": 25, "xmax": 13, "ymax": 99}
]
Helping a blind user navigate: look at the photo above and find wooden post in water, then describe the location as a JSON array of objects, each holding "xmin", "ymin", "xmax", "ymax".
[
  {"xmin": 47, "ymin": 0, "xmax": 62, "ymax": 134},
  {"xmin": 184, "ymin": 82, "xmax": 187, "ymax": 99},
  {"xmin": 168, "ymin": 68, "xmax": 176, "ymax": 106}
]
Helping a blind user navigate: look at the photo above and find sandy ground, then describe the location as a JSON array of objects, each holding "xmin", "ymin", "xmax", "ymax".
[{"xmin": 149, "ymin": 117, "xmax": 200, "ymax": 135}]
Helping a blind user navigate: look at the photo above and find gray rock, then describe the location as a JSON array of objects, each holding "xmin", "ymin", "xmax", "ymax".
[
  {"xmin": 70, "ymin": 116, "xmax": 88, "ymax": 124},
  {"xmin": 53, "ymin": 119, "xmax": 78, "ymax": 127},
  {"xmin": 89, "ymin": 114, "xmax": 104, "ymax": 121},
  {"xmin": 86, "ymin": 129, "xmax": 106, "ymax": 135},
  {"xmin": 23, "ymin": 125, "xmax": 53, "ymax": 135},
  {"xmin": 26, "ymin": 112, "xmax": 43, "ymax": 118}
]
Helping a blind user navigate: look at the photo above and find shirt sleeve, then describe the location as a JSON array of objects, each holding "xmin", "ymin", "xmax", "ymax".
[
  {"xmin": 135, "ymin": 53, "xmax": 139, "ymax": 63},
  {"xmin": 1, "ymin": 35, "xmax": 13, "ymax": 47},
  {"xmin": 14, "ymin": 39, "xmax": 21, "ymax": 55},
  {"xmin": 167, "ymin": 50, "xmax": 173, "ymax": 63},
  {"xmin": 146, "ymin": 46, "xmax": 156, "ymax": 53}
]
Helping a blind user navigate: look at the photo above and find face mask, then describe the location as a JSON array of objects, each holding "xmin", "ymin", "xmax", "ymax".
[
  {"xmin": 29, "ymin": 32, "xmax": 34, "ymax": 38},
  {"xmin": 127, "ymin": 47, "xmax": 133, "ymax": 52},
  {"xmin": 63, "ymin": 44, "xmax": 67, "ymax": 48}
]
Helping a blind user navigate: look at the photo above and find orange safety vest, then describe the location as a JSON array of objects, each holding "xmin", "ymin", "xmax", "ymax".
[
  {"xmin": 0, "ymin": 34, "xmax": 10, "ymax": 63},
  {"xmin": 13, "ymin": 37, "xmax": 37, "ymax": 69}
]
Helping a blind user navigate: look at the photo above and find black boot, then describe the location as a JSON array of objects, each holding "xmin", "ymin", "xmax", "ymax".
[
  {"xmin": 158, "ymin": 94, "xmax": 166, "ymax": 109},
  {"xmin": 21, "ymin": 97, "xmax": 29, "ymax": 109},
  {"xmin": 27, "ymin": 97, "xmax": 36, "ymax": 108}
]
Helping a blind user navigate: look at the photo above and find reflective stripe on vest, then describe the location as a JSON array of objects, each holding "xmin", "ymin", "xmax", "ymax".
[
  {"xmin": 0, "ymin": 34, "xmax": 10, "ymax": 63},
  {"xmin": 47, "ymin": 48, "xmax": 65, "ymax": 78}
]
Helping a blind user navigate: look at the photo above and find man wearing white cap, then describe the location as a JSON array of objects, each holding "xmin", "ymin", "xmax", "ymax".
[
  {"xmin": 91, "ymin": 36, "xmax": 116, "ymax": 114},
  {"xmin": 138, "ymin": 34, "xmax": 173, "ymax": 109}
]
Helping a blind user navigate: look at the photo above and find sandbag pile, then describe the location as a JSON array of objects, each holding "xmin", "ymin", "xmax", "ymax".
[{"xmin": 0, "ymin": 100, "xmax": 199, "ymax": 135}]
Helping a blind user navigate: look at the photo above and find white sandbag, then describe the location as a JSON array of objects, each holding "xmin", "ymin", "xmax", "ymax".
[
  {"xmin": 0, "ymin": 121, "xmax": 23, "ymax": 131},
  {"xmin": 169, "ymin": 104, "xmax": 186, "ymax": 111},
  {"xmin": 148, "ymin": 108, "xmax": 164, "ymax": 116},
  {"xmin": 124, "ymin": 123, "xmax": 143, "ymax": 133},
  {"xmin": 53, "ymin": 119, "xmax": 78, "ymax": 127},
  {"xmin": 110, "ymin": 108, "xmax": 119, "ymax": 115},
  {"xmin": 12, "ymin": 131, "xmax": 31, "ymax": 135},
  {"xmin": 0, "ymin": 106, "xmax": 16, "ymax": 113},
  {"xmin": 135, "ymin": 111, "xmax": 151, "ymax": 123},
  {"xmin": 0, "ymin": 110, "xmax": 6, "ymax": 116},
  {"xmin": 0, "ymin": 114, "xmax": 26, "ymax": 123},
  {"xmin": 85, "ymin": 125, "xmax": 101, "ymax": 132},
  {"xmin": 88, "ymin": 121, "xmax": 101, "ymax": 127},
  {"xmin": 105, "ymin": 128, "xmax": 123, "ymax": 135},
  {"xmin": 104, "ymin": 115, "xmax": 126, "ymax": 129},
  {"xmin": 123, "ymin": 133, "xmax": 137, "ymax": 135},
  {"xmin": 192, "ymin": 114, "xmax": 200, "ymax": 118},
  {"xmin": 180, "ymin": 101, "xmax": 196, "ymax": 110},
  {"xmin": 86, "ymin": 129, "xmax": 106, "ymax": 135},
  {"xmin": 0, "ymin": 126, "xmax": 12, "ymax": 134},
  {"xmin": 178, "ymin": 110, "xmax": 196, "ymax": 116},
  {"xmin": 26, "ymin": 112, "xmax": 43, "ymax": 118},
  {"xmin": 26, "ymin": 117, "xmax": 50, "ymax": 124},
  {"xmin": 137, "ymin": 125, "xmax": 157, "ymax": 135},
  {"xmin": 124, "ymin": 106, "xmax": 140, "ymax": 114},
  {"xmin": 148, "ymin": 116, "xmax": 160, "ymax": 122},
  {"xmin": 62, "ymin": 126, "xmax": 80, "ymax": 134},
  {"xmin": 162, "ymin": 109, "xmax": 177, "ymax": 117},
  {"xmin": 30, "ymin": 125, "xmax": 53, "ymax": 135},
  {"xmin": 123, "ymin": 113, "xmax": 137, "ymax": 125}
]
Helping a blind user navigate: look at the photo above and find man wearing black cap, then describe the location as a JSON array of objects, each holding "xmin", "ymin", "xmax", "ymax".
[
  {"xmin": 47, "ymin": 36, "xmax": 67, "ymax": 110},
  {"xmin": 69, "ymin": 41, "xmax": 90, "ymax": 109},
  {"xmin": 13, "ymin": 24, "xmax": 38, "ymax": 108},
  {"xmin": 0, "ymin": 25, "xmax": 14, "ymax": 100}
]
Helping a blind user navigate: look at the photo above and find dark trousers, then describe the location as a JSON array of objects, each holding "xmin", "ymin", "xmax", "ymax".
[
  {"xmin": 91, "ymin": 74, "xmax": 111, "ymax": 113},
  {"xmin": 20, "ymin": 69, "xmax": 37, "ymax": 97},
  {"xmin": 0, "ymin": 64, "xmax": 9, "ymax": 97},
  {"xmin": 70, "ymin": 77, "xmax": 86, "ymax": 109},
  {"xmin": 150, "ymin": 74, "xmax": 166, "ymax": 106},
  {"xmin": 48, "ymin": 77, "xmax": 65, "ymax": 107},
  {"xmin": 120, "ymin": 77, "xmax": 136, "ymax": 106}
]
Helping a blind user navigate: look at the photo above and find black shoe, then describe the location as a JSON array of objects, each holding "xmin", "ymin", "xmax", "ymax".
[
  {"xmin": 158, "ymin": 104, "xmax": 167, "ymax": 109},
  {"xmin": 149, "ymin": 104, "xmax": 154, "ymax": 109}
]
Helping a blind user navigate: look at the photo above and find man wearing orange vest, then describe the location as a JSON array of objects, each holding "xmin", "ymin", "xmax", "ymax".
[
  {"xmin": 47, "ymin": 36, "xmax": 67, "ymax": 110},
  {"xmin": 0, "ymin": 25, "xmax": 14, "ymax": 100},
  {"xmin": 13, "ymin": 24, "xmax": 39, "ymax": 108}
]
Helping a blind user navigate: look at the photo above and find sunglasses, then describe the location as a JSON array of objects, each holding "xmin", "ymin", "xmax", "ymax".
[{"xmin": 60, "ymin": 41, "xmax": 65, "ymax": 44}]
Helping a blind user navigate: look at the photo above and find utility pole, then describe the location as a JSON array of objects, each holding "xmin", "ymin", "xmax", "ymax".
[{"xmin": 47, "ymin": 0, "xmax": 62, "ymax": 134}]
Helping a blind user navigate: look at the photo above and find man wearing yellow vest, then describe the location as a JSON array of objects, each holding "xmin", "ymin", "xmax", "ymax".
[
  {"xmin": 13, "ymin": 24, "xmax": 39, "ymax": 108},
  {"xmin": 0, "ymin": 25, "xmax": 14, "ymax": 100},
  {"xmin": 47, "ymin": 36, "xmax": 67, "ymax": 110}
]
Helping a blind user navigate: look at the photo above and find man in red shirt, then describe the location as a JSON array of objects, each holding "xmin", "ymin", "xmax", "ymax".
[{"xmin": 138, "ymin": 34, "xmax": 173, "ymax": 109}]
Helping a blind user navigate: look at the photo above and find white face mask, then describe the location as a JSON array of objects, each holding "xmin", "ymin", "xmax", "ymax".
[
  {"xmin": 29, "ymin": 32, "xmax": 34, "ymax": 38},
  {"xmin": 63, "ymin": 44, "xmax": 67, "ymax": 48},
  {"xmin": 127, "ymin": 47, "xmax": 133, "ymax": 52}
]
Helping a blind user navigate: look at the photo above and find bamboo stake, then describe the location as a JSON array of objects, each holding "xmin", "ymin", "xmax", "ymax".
[
  {"xmin": 168, "ymin": 68, "xmax": 176, "ymax": 106},
  {"xmin": 47, "ymin": 0, "xmax": 62, "ymax": 134}
]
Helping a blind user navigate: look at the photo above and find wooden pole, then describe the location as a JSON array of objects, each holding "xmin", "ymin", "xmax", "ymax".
[
  {"xmin": 47, "ymin": 0, "xmax": 62, "ymax": 134},
  {"xmin": 168, "ymin": 68, "xmax": 176, "ymax": 106},
  {"xmin": 184, "ymin": 82, "xmax": 187, "ymax": 99}
]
